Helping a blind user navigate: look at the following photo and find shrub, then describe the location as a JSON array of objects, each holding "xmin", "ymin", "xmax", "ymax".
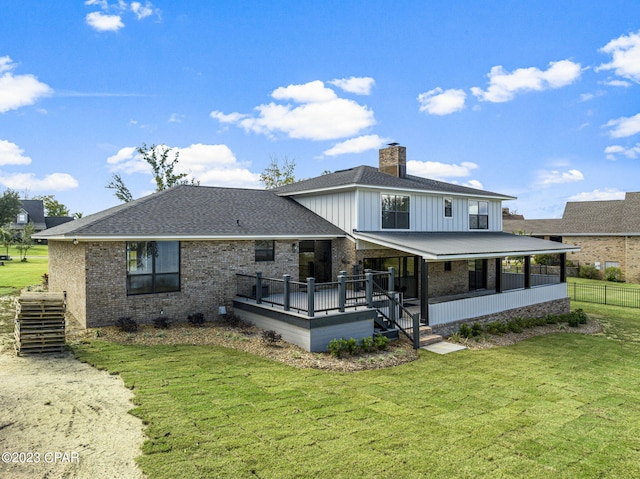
[
  {"xmin": 471, "ymin": 322, "xmax": 483, "ymax": 337},
  {"xmin": 459, "ymin": 323, "xmax": 473, "ymax": 338},
  {"xmin": 116, "ymin": 317, "xmax": 138, "ymax": 333},
  {"xmin": 579, "ymin": 264, "xmax": 601, "ymax": 280},
  {"xmin": 261, "ymin": 329, "xmax": 282, "ymax": 345},
  {"xmin": 187, "ymin": 312, "xmax": 205, "ymax": 326},
  {"xmin": 604, "ymin": 266, "xmax": 622, "ymax": 282},
  {"xmin": 328, "ymin": 338, "xmax": 349, "ymax": 357},
  {"xmin": 373, "ymin": 334, "xmax": 390, "ymax": 351},
  {"xmin": 220, "ymin": 314, "xmax": 253, "ymax": 330},
  {"xmin": 41, "ymin": 273, "xmax": 49, "ymax": 289},
  {"xmin": 360, "ymin": 336, "xmax": 374, "ymax": 353},
  {"xmin": 153, "ymin": 316, "xmax": 170, "ymax": 329},
  {"xmin": 346, "ymin": 337, "xmax": 359, "ymax": 355}
]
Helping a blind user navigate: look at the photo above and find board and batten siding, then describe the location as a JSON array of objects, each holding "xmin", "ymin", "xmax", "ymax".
[
  {"xmin": 357, "ymin": 190, "xmax": 504, "ymax": 232},
  {"xmin": 293, "ymin": 191, "xmax": 357, "ymax": 233}
]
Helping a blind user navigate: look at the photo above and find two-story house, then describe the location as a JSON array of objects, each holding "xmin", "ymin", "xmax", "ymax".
[{"xmin": 35, "ymin": 145, "xmax": 578, "ymax": 351}]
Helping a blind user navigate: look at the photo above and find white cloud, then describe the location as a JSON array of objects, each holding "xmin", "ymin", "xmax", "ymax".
[
  {"xmin": 272, "ymin": 80, "xmax": 337, "ymax": 103},
  {"xmin": 407, "ymin": 160, "xmax": 479, "ymax": 179},
  {"xmin": 323, "ymin": 135, "xmax": 389, "ymax": 157},
  {"xmin": 605, "ymin": 143, "xmax": 640, "ymax": 160},
  {"xmin": 537, "ymin": 169, "xmax": 584, "ymax": 185},
  {"xmin": 328, "ymin": 77, "xmax": 375, "ymax": 95},
  {"xmin": 106, "ymin": 143, "xmax": 261, "ymax": 188},
  {"xmin": 597, "ymin": 30, "xmax": 640, "ymax": 83},
  {"xmin": 602, "ymin": 79, "xmax": 632, "ymax": 87},
  {"xmin": 131, "ymin": 1, "xmax": 154, "ymax": 19},
  {"xmin": 86, "ymin": 11, "xmax": 124, "ymax": 31},
  {"xmin": 168, "ymin": 113, "xmax": 185, "ymax": 123},
  {"xmin": 210, "ymin": 111, "xmax": 249, "ymax": 124},
  {"xmin": 567, "ymin": 188, "xmax": 625, "ymax": 202},
  {"xmin": 0, "ymin": 56, "xmax": 52, "ymax": 113},
  {"xmin": 471, "ymin": 60, "xmax": 582, "ymax": 103},
  {"xmin": 604, "ymin": 113, "xmax": 640, "ymax": 138},
  {"xmin": 85, "ymin": 0, "xmax": 108, "ymax": 8},
  {"xmin": 212, "ymin": 80, "xmax": 376, "ymax": 141},
  {"xmin": 417, "ymin": 87, "xmax": 466, "ymax": 115},
  {"xmin": 0, "ymin": 172, "xmax": 78, "ymax": 191},
  {"xmin": 0, "ymin": 140, "xmax": 32, "ymax": 165}
]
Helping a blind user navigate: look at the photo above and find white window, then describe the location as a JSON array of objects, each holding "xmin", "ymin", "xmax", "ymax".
[
  {"xmin": 17, "ymin": 213, "xmax": 28, "ymax": 224},
  {"xmin": 444, "ymin": 198, "xmax": 453, "ymax": 218}
]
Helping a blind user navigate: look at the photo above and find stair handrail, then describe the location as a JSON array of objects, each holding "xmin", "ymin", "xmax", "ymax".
[{"xmin": 371, "ymin": 280, "xmax": 421, "ymax": 349}]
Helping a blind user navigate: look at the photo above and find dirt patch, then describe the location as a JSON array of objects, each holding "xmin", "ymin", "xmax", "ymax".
[{"xmin": 0, "ymin": 296, "xmax": 146, "ymax": 479}]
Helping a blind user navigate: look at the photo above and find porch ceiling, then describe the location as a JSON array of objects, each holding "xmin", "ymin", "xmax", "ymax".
[{"xmin": 353, "ymin": 231, "xmax": 580, "ymax": 260}]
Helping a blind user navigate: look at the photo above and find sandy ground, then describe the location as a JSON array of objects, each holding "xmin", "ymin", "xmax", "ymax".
[{"xmin": 0, "ymin": 297, "xmax": 146, "ymax": 479}]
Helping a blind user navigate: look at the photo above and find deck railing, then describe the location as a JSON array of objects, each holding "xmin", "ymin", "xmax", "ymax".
[{"xmin": 236, "ymin": 270, "xmax": 391, "ymax": 317}]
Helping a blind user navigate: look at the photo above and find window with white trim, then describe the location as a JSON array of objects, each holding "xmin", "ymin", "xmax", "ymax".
[{"xmin": 444, "ymin": 198, "xmax": 453, "ymax": 218}]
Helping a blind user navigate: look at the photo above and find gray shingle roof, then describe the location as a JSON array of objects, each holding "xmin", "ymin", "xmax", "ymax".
[
  {"xmin": 502, "ymin": 192, "xmax": 640, "ymax": 235},
  {"xmin": 34, "ymin": 185, "xmax": 345, "ymax": 239},
  {"xmin": 274, "ymin": 165, "xmax": 514, "ymax": 199}
]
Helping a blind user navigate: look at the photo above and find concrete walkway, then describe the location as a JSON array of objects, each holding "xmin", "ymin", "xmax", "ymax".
[{"xmin": 421, "ymin": 341, "xmax": 467, "ymax": 354}]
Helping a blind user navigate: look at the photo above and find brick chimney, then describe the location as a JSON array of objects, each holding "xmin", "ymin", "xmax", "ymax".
[{"xmin": 379, "ymin": 143, "xmax": 406, "ymax": 178}]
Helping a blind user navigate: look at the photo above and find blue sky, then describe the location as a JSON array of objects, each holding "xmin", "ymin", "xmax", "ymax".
[{"xmin": 1, "ymin": 1, "xmax": 640, "ymax": 218}]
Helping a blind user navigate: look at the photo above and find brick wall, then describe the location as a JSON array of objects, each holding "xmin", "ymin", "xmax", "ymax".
[
  {"xmin": 564, "ymin": 236, "xmax": 627, "ymax": 280},
  {"xmin": 50, "ymin": 239, "xmax": 299, "ymax": 328}
]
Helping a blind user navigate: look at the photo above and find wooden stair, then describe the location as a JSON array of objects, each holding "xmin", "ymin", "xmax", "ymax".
[{"xmin": 418, "ymin": 325, "xmax": 442, "ymax": 347}]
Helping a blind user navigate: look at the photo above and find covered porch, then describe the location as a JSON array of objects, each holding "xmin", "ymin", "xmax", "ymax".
[{"xmin": 353, "ymin": 231, "xmax": 580, "ymax": 327}]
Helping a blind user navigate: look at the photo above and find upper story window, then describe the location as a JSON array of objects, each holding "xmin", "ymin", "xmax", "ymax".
[
  {"xmin": 444, "ymin": 198, "xmax": 453, "ymax": 218},
  {"xmin": 469, "ymin": 200, "xmax": 489, "ymax": 229},
  {"xmin": 17, "ymin": 213, "xmax": 28, "ymax": 224},
  {"xmin": 382, "ymin": 194, "xmax": 409, "ymax": 229},
  {"xmin": 127, "ymin": 241, "xmax": 180, "ymax": 295},
  {"xmin": 255, "ymin": 240, "xmax": 275, "ymax": 262}
]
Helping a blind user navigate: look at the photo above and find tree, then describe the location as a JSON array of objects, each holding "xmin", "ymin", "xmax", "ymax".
[
  {"xmin": 0, "ymin": 226, "xmax": 13, "ymax": 256},
  {"xmin": 106, "ymin": 173, "xmax": 133, "ymax": 203},
  {"xmin": 106, "ymin": 143, "xmax": 198, "ymax": 202},
  {"xmin": 0, "ymin": 189, "xmax": 21, "ymax": 226},
  {"xmin": 33, "ymin": 195, "xmax": 71, "ymax": 217},
  {"xmin": 260, "ymin": 155, "xmax": 296, "ymax": 189},
  {"xmin": 15, "ymin": 222, "xmax": 35, "ymax": 262}
]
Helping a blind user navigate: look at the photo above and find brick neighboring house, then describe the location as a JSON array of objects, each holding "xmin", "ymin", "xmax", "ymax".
[
  {"xmin": 503, "ymin": 192, "xmax": 640, "ymax": 283},
  {"xmin": 35, "ymin": 145, "xmax": 579, "ymax": 350}
]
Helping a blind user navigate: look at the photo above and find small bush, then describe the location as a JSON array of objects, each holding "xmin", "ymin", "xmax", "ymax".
[
  {"xmin": 373, "ymin": 334, "xmax": 389, "ymax": 351},
  {"xmin": 328, "ymin": 338, "xmax": 349, "ymax": 357},
  {"xmin": 345, "ymin": 337, "xmax": 359, "ymax": 355},
  {"xmin": 579, "ymin": 264, "xmax": 601, "ymax": 280},
  {"xmin": 220, "ymin": 314, "xmax": 253, "ymax": 330},
  {"xmin": 604, "ymin": 266, "xmax": 622, "ymax": 282},
  {"xmin": 41, "ymin": 273, "xmax": 49, "ymax": 289},
  {"xmin": 261, "ymin": 329, "xmax": 282, "ymax": 345},
  {"xmin": 471, "ymin": 322, "xmax": 483, "ymax": 337},
  {"xmin": 459, "ymin": 323, "xmax": 473, "ymax": 338},
  {"xmin": 360, "ymin": 336, "xmax": 374, "ymax": 353},
  {"xmin": 187, "ymin": 312, "xmax": 205, "ymax": 326},
  {"xmin": 153, "ymin": 316, "xmax": 170, "ymax": 329},
  {"xmin": 116, "ymin": 317, "xmax": 138, "ymax": 333}
]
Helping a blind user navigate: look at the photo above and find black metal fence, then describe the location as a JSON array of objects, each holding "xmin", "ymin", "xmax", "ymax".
[{"xmin": 568, "ymin": 282, "xmax": 640, "ymax": 308}]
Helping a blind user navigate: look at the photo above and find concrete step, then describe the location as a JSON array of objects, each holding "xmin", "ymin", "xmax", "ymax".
[
  {"xmin": 419, "ymin": 325, "xmax": 433, "ymax": 335},
  {"xmin": 419, "ymin": 334, "xmax": 443, "ymax": 347}
]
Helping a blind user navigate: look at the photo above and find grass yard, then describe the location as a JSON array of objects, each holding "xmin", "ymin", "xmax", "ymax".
[
  {"xmin": 0, "ymin": 255, "xmax": 48, "ymax": 296},
  {"xmin": 72, "ymin": 301, "xmax": 640, "ymax": 479}
]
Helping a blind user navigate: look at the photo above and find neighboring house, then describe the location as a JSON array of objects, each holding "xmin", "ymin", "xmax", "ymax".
[
  {"xmin": 8, "ymin": 199, "xmax": 73, "ymax": 239},
  {"xmin": 10, "ymin": 200, "xmax": 47, "ymax": 233},
  {"xmin": 35, "ymin": 145, "xmax": 579, "ymax": 351},
  {"xmin": 503, "ymin": 192, "xmax": 640, "ymax": 283}
]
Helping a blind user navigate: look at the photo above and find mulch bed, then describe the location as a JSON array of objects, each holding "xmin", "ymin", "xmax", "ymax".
[{"xmin": 66, "ymin": 316, "xmax": 602, "ymax": 372}]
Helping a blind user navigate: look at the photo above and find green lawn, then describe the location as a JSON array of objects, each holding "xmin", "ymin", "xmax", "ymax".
[
  {"xmin": 0, "ymin": 254, "xmax": 48, "ymax": 296},
  {"xmin": 72, "ymin": 301, "xmax": 640, "ymax": 479}
]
